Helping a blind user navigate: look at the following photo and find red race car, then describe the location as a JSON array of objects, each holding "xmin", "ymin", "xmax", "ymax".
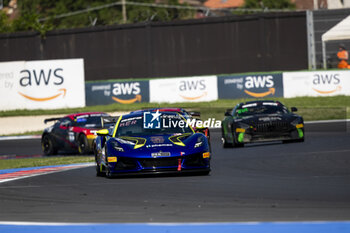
[{"xmin": 41, "ymin": 112, "xmax": 113, "ymax": 155}]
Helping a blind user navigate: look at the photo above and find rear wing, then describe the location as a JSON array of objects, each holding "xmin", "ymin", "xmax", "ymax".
[
  {"xmin": 188, "ymin": 111, "xmax": 200, "ymax": 118},
  {"xmin": 102, "ymin": 116, "xmax": 119, "ymax": 128},
  {"xmin": 44, "ymin": 117, "xmax": 61, "ymax": 124}
]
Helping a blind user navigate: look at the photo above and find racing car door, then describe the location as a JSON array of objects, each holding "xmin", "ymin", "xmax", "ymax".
[{"xmin": 51, "ymin": 117, "xmax": 73, "ymax": 149}]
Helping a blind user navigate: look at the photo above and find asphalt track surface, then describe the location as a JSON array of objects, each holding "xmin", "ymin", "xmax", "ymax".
[{"xmin": 0, "ymin": 121, "xmax": 349, "ymax": 223}]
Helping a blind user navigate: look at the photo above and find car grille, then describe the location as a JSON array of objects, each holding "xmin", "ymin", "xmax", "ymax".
[
  {"xmin": 139, "ymin": 157, "xmax": 179, "ymax": 168},
  {"xmin": 183, "ymin": 153, "xmax": 207, "ymax": 167},
  {"xmin": 114, "ymin": 157, "xmax": 138, "ymax": 170},
  {"xmin": 255, "ymin": 121, "xmax": 290, "ymax": 133}
]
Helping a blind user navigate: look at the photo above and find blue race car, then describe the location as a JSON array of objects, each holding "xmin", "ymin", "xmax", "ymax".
[{"xmin": 94, "ymin": 110, "xmax": 211, "ymax": 177}]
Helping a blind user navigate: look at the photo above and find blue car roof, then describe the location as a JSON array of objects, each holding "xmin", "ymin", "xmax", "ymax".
[
  {"xmin": 122, "ymin": 110, "xmax": 180, "ymax": 119},
  {"xmin": 129, "ymin": 108, "xmax": 185, "ymax": 114}
]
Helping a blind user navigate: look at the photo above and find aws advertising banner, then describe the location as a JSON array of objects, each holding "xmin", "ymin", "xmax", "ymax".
[
  {"xmin": 85, "ymin": 80, "xmax": 149, "ymax": 106},
  {"xmin": 0, "ymin": 59, "xmax": 85, "ymax": 110},
  {"xmin": 283, "ymin": 71, "xmax": 350, "ymax": 98},
  {"xmin": 149, "ymin": 76, "xmax": 218, "ymax": 103},
  {"xmin": 217, "ymin": 73, "xmax": 283, "ymax": 99}
]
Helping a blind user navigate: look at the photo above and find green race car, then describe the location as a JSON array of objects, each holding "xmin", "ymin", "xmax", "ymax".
[{"xmin": 221, "ymin": 100, "xmax": 304, "ymax": 148}]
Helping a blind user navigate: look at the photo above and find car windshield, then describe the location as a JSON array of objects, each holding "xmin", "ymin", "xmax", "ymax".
[
  {"xmin": 235, "ymin": 103, "xmax": 289, "ymax": 116},
  {"xmin": 74, "ymin": 116, "xmax": 104, "ymax": 128},
  {"xmin": 115, "ymin": 113, "xmax": 193, "ymax": 137}
]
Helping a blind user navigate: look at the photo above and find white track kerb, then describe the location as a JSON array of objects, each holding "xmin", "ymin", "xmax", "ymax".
[{"xmin": 0, "ymin": 163, "xmax": 94, "ymax": 184}]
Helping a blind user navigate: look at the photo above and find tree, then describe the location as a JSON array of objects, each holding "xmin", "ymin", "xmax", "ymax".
[
  {"xmin": 15, "ymin": 0, "xmax": 194, "ymax": 29},
  {"xmin": 0, "ymin": 11, "xmax": 12, "ymax": 33},
  {"xmin": 243, "ymin": 0, "xmax": 296, "ymax": 10}
]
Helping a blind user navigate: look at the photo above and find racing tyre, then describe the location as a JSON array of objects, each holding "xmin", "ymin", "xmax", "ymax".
[
  {"xmin": 95, "ymin": 157, "xmax": 104, "ymax": 177},
  {"xmin": 222, "ymin": 137, "xmax": 233, "ymax": 148},
  {"xmin": 92, "ymin": 140, "xmax": 97, "ymax": 156},
  {"xmin": 105, "ymin": 166, "xmax": 112, "ymax": 178},
  {"xmin": 42, "ymin": 135, "xmax": 57, "ymax": 155},
  {"xmin": 78, "ymin": 134, "xmax": 90, "ymax": 155},
  {"xmin": 104, "ymin": 149, "xmax": 113, "ymax": 178}
]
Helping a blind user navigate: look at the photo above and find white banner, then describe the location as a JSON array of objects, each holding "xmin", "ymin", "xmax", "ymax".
[
  {"xmin": 0, "ymin": 59, "xmax": 85, "ymax": 110},
  {"xmin": 150, "ymin": 76, "xmax": 218, "ymax": 103},
  {"xmin": 283, "ymin": 71, "xmax": 350, "ymax": 98}
]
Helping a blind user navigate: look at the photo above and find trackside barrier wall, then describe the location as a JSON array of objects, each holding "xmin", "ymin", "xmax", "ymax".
[
  {"xmin": 149, "ymin": 76, "xmax": 218, "ymax": 103},
  {"xmin": 84, "ymin": 70, "xmax": 350, "ymax": 106},
  {"xmin": 217, "ymin": 73, "xmax": 283, "ymax": 99},
  {"xmin": 2, "ymin": 65, "xmax": 348, "ymax": 110},
  {"xmin": 0, "ymin": 59, "xmax": 85, "ymax": 110},
  {"xmin": 283, "ymin": 70, "xmax": 350, "ymax": 98},
  {"xmin": 85, "ymin": 80, "xmax": 149, "ymax": 106}
]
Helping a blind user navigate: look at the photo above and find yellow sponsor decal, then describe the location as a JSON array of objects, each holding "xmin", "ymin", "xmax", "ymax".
[
  {"xmin": 236, "ymin": 128, "xmax": 246, "ymax": 133},
  {"xmin": 203, "ymin": 152, "xmax": 210, "ymax": 158},
  {"xmin": 179, "ymin": 92, "xmax": 207, "ymax": 100},
  {"xmin": 18, "ymin": 88, "xmax": 66, "ymax": 102},
  {"xmin": 112, "ymin": 116, "xmax": 123, "ymax": 137},
  {"xmin": 312, "ymin": 86, "xmax": 341, "ymax": 95},
  {"xmin": 108, "ymin": 157, "xmax": 117, "ymax": 162},
  {"xmin": 244, "ymin": 88, "xmax": 275, "ymax": 98},
  {"xmin": 169, "ymin": 133, "xmax": 192, "ymax": 147},
  {"xmin": 119, "ymin": 136, "xmax": 147, "ymax": 149},
  {"xmin": 86, "ymin": 134, "xmax": 96, "ymax": 139},
  {"xmin": 296, "ymin": 124, "xmax": 304, "ymax": 129},
  {"xmin": 112, "ymin": 94, "xmax": 142, "ymax": 104}
]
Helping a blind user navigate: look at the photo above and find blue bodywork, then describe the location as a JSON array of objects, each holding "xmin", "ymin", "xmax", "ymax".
[{"xmin": 95, "ymin": 111, "xmax": 211, "ymax": 176}]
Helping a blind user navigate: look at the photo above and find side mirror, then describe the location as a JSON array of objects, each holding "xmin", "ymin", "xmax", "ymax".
[
  {"xmin": 291, "ymin": 107, "xmax": 298, "ymax": 112},
  {"xmin": 97, "ymin": 129, "xmax": 110, "ymax": 136}
]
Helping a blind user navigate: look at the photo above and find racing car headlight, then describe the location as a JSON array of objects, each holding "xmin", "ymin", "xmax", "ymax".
[
  {"xmin": 110, "ymin": 140, "xmax": 124, "ymax": 152},
  {"xmin": 237, "ymin": 122, "xmax": 250, "ymax": 129},
  {"xmin": 194, "ymin": 136, "xmax": 205, "ymax": 148},
  {"xmin": 291, "ymin": 118, "xmax": 303, "ymax": 128},
  {"xmin": 235, "ymin": 123, "xmax": 250, "ymax": 133}
]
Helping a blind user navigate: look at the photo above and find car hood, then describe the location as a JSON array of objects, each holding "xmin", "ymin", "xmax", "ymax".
[
  {"xmin": 107, "ymin": 133, "xmax": 207, "ymax": 158},
  {"xmin": 234, "ymin": 113, "xmax": 299, "ymax": 125}
]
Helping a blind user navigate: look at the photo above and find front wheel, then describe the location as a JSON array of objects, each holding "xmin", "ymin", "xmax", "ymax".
[
  {"xmin": 105, "ymin": 166, "xmax": 112, "ymax": 178},
  {"xmin": 78, "ymin": 134, "xmax": 90, "ymax": 155},
  {"xmin": 42, "ymin": 135, "xmax": 57, "ymax": 155},
  {"xmin": 232, "ymin": 132, "xmax": 244, "ymax": 148},
  {"xmin": 222, "ymin": 137, "xmax": 233, "ymax": 148},
  {"xmin": 95, "ymin": 156, "xmax": 104, "ymax": 177}
]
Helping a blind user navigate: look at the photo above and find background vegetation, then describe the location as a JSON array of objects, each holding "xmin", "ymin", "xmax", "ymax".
[{"xmin": 0, "ymin": 0, "xmax": 296, "ymax": 34}]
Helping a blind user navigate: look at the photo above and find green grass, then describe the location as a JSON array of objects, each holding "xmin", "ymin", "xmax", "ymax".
[
  {"xmin": 0, "ymin": 130, "xmax": 42, "ymax": 137},
  {"xmin": 0, "ymin": 156, "xmax": 94, "ymax": 170},
  {"xmin": 0, "ymin": 96, "xmax": 349, "ymax": 119}
]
